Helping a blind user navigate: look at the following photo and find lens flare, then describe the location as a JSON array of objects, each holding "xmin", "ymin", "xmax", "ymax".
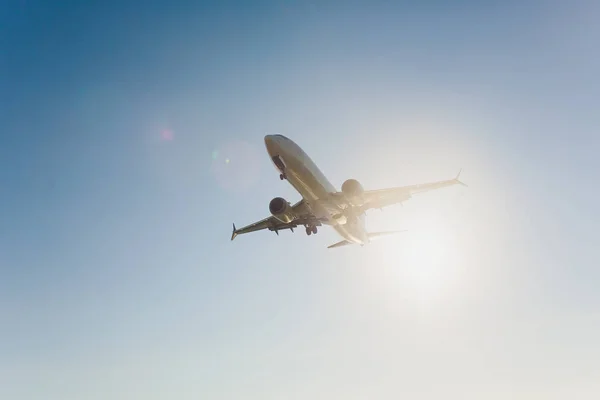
[
  {"xmin": 210, "ymin": 139, "xmax": 262, "ymax": 192},
  {"xmin": 161, "ymin": 129, "xmax": 174, "ymax": 141}
]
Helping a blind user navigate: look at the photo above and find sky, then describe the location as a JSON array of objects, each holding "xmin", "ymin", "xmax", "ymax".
[{"xmin": 1, "ymin": 0, "xmax": 599, "ymax": 399}]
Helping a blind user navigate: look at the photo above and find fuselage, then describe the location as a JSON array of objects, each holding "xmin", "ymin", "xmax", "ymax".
[{"xmin": 264, "ymin": 134, "xmax": 369, "ymax": 245}]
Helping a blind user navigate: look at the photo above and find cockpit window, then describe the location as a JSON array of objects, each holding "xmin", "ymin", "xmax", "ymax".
[{"xmin": 274, "ymin": 134, "xmax": 288, "ymax": 140}]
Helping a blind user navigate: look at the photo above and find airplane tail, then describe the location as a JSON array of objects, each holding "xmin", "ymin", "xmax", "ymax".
[{"xmin": 327, "ymin": 230, "xmax": 407, "ymax": 249}]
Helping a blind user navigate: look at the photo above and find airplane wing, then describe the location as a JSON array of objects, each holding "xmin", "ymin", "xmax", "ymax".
[
  {"xmin": 231, "ymin": 199, "xmax": 324, "ymax": 240},
  {"xmin": 333, "ymin": 170, "xmax": 467, "ymax": 213}
]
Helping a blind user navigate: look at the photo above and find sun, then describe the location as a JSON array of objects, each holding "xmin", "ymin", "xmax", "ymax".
[{"xmin": 377, "ymin": 211, "xmax": 462, "ymax": 303}]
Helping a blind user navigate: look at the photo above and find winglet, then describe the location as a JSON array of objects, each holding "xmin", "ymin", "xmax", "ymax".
[
  {"xmin": 454, "ymin": 168, "xmax": 468, "ymax": 187},
  {"xmin": 231, "ymin": 223, "xmax": 238, "ymax": 241}
]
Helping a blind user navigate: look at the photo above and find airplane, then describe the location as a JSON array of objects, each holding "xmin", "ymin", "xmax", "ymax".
[{"xmin": 231, "ymin": 134, "xmax": 467, "ymax": 248}]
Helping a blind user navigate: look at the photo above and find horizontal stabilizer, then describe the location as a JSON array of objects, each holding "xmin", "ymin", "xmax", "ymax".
[
  {"xmin": 368, "ymin": 230, "xmax": 407, "ymax": 239},
  {"xmin": 327, "ymin": 240, "xmax": 353, "ymax": 249},
  {"xmin": 328, "ymin": 230, "xmax": 407, "ymax": 249}
]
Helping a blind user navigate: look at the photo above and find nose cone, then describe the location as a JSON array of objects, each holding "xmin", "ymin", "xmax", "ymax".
[{"xmin": 264, "ymin": 135, "xmax": 277, "ymax": 155}]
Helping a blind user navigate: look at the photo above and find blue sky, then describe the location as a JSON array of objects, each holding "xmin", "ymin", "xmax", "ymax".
[{"xmin": 1, "ymin": 1, "xmax": 599, "ymax": 399}]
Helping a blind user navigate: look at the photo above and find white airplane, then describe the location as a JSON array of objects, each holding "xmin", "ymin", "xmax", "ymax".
[{"xmin": 231, "ymin": 134, "xmax": 467, "ymax": 248}]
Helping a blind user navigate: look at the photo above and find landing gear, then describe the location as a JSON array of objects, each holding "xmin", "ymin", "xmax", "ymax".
[
  {"xmin": 273, "ymin": 156, "xmax": 287, "ymax": 180},
  {"xmin": 305, "ymin": 225, "xmax": 318, "ymax": 235}
]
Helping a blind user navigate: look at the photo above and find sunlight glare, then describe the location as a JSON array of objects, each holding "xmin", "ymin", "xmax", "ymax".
[{"xmin": 378, "ymin": 211, "xmax": 462, "ymax": 304}]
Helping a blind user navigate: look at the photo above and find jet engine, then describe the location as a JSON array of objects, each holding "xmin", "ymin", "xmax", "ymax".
[
  {"xmin": 341, "ymin": 179, "xmax": 365, "ymax": 206},
  {"xmin": 269, "ymin": 197, "xmax": 296, "ymax": 223}
]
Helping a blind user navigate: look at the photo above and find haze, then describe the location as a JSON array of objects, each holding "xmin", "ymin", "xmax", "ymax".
[{"xmin": 1, "ymin": 1, "xmax": 599, "ymax": 399}]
